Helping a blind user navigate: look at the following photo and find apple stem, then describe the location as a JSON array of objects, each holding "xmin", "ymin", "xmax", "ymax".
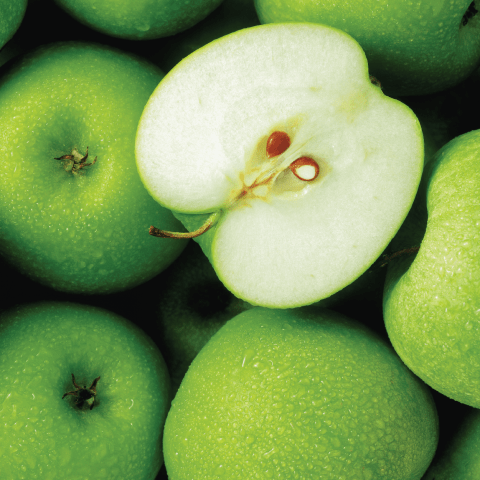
[
  {"xmin": 369, "ymin": 246, "xmax": 420, "ymax": 272},
  {"xmin": 149, "ymin": 211, "xmax": 221, "ymax": 239}
]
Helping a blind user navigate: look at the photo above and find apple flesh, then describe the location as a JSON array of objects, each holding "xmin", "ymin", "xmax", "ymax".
[{"xmin": 136, "ymin": 23, "xmax": 423, "ymax": 308}]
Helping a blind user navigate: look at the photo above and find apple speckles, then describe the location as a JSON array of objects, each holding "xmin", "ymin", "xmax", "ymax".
[
  {"xmin": 0, "ymin": 302, "xmax": 170, "ymax": 479},
  {"xmin": 164, "ymin": 307, "xmax": 439, "ymax": 479}
]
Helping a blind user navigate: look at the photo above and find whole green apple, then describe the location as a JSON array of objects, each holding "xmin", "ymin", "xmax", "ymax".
[
  {"xmin": 0, "ymin": 42, "xmax": 187, "ymax": 294},
  {"xmin": 53, "ymin": 0, "xmax": 224, "ymax": 40},
  {"xmin": 136, "ymin": 23, "xmax": 423, "ymax": 309},
  {"xmin": 163, "ymin": 307, "xmax": 439, "ymax": 479},
  {"xmin": 254, "ymin": 0, "xmax": 480, "ymax": 96},
  {"xmin": 0, "ymin": 0, "xmax": 27, "ymax": 49},
  {"xmin": 0, "ymin": 301, "xmax": 171, "ymax": 479},
  {"xmin": 383, "ymin": 129, "xmax": 480, "ymax": 407}
]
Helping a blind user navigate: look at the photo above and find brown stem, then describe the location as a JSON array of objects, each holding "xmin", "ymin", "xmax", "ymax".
[
  {"xmin": 149, "ymin": 211, "xmax": 221, "ymax": 239},
  {"xmin": 379, "ymin": 246, "xmax": 420, "ymax": 268}
]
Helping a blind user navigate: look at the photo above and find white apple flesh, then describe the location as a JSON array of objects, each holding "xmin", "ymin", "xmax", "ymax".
[{"xmin": 136, "ymin": 23, "xmax": 423, "ymax": 308}]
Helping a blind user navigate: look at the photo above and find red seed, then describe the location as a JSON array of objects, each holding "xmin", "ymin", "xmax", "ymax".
[
  {"xmin": 289, "ymin": 157, "xmax": 320, "ymax": 182},
  {"xmin": 266, "ymin": 131, "xmax": 291, "ymax": 158}
]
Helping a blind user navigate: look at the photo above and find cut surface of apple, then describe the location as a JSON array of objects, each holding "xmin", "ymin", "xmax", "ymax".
[{"xmin": 136, "ymin": 23, "xmax": 423, "ymax": 308}]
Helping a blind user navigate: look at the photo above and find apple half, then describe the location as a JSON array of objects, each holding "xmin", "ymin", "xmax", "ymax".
[{"xmin": 136, "ymin": 23, "xmax": 423, "ymax": 308}]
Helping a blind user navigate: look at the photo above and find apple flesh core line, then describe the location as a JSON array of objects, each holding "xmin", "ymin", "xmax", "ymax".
[{"xmin": 149, "ymin": 130, "xmax": 320, "ymax": 238}]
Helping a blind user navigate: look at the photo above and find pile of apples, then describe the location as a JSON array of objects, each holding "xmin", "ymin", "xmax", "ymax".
[{"xmin": 1, "ymin": 0, "xmax": 479, "ymax": 479}]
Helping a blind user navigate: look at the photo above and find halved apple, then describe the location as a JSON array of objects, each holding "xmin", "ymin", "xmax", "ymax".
[{"xmin": 136, "ymin": 23, "xmax": 423, "ymax": 308}]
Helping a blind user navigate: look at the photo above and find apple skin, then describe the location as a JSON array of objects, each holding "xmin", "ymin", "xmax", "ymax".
[
  {"xmin": 423, "ymin": 406, "xmax": 480, "ymax": 480},
  {"xmin": 53, "ymin": 0, "xmax": 224, "ymax": 40},
  {"xmin": 383, "ymin": 129, "xmax": 480, "ymax": 408},
  {"xmin": 0, "ymin": 42, "xmax": 187, "ymax": 294},
  {"xmin": 153, "ymin": 240, "xmax": 254, "ymax": 392},
  {"xmin": 163, "ymin": 306, "xmax": 439, "ymax": 480},
  {"xmin": 0, "ymin": 301, "xmax": 171, "ymax": 480},
  {"xmin": 153, "ymin": 0, "xmax": 260, "ymax": 72},
  {"xmin": 254, "ymin": 0, "xmax": 480, "ymax": 96},
  {"xmin": 0, "ymin": 0, "xmax": 27, "ymax": 49}
]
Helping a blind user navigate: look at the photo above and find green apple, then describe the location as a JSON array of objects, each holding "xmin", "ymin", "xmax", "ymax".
[
  {"xmin": 155, "ymin": 240, "xmax": 386, "ymax": 391},
  {"xmin": 383, "ymin": 129, "xmax": 480, "ymax": 407},
  {"xmin": 136, "ymin": 23, "xmax": 423, "ymax": 309},
  {"xmin": 254, "ymin": 0, "xmax": 480, "ymax": 96},
  {"xmin": 152, "ymin": 0, "xmax": 260, "ymax": 72},
  {"xmin": 153, "ymin": 240, "xmax": 254, "ymax": 391},
  {"xmin": 423, "ymin": 406, "xmax": 480, "ymax": 479},
  {"xmin": 0, "ymin": 42, "xmax": 187, "ymax": 294},
  {"xmin": 163, "ymin": 307, "xmax": 439, "ymax": 479},
  {"xmin": 0, "ymin": 0, "xmax": 27, "ymax": 50},
  {"xmin": 0, "ymin": 301, "xmax": 171, "ymax": 479},
  {"xmin": 53, "ymin": 0, "xmax": 224, "ymax": 40}
]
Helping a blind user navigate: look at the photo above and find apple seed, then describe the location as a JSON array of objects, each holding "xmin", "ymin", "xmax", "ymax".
[
  {"xmin": 266, "ymin": 131, "xmax": 291, "ymax": 158},
  {"xmin": 289, "ymin": 156, "xmax": 320, "ymax": 181}
]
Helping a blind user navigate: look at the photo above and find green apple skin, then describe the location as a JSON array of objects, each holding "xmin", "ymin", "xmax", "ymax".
[
  {"xmin": 153, "ymin": 0, "xmax": 260, "ymax": 72},
  {"xmin": 154, "ymin": 240, "xmax": 254, "ymax": 391},
  {"xmin": 53, "ymin": 0, "xmax": 224, "ymax": 40},
  {"xmin": 163, "ymin": 307, "xmax": 439, "ymax": 480},
  {"xmin": 0, "ymin": 302, "xmax": 171, "ymax": 480},
  {"xmin": 0, "ymin": 42, "xmax": 187, "ymax": 294},
  {"xmin": 155, "ymin": 240, "xmax": 385, "ymax": 392},
  {"xmin": 0, "ymin": 0, "xmax": 27, "ymax": 49},
  {"xmin": 423, "ymin": 407, "xmax": 480, "ymax": 480},
  {"xmin": 383, "ymin": 129, "xmax": 480, "ymax": 408},
  {"xmin": 254, "ymin": 0, "xmax": 480, "ymax": 96}
]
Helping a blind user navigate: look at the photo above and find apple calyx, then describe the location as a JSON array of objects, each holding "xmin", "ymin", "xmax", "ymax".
[
  {"xmin": 149, "ymin": 130, "xmax": 322, "ymax": 239},
  {"xmin": 55, "ymin": 146, "xmax": 97, "ymax": 175},
  {"xmin": 462, "ymin": 2, "xmax": 478, "ymax": 26},
  {"xmin": 62, "ymin": 373, "xmax": 101, "ymax": 410}
]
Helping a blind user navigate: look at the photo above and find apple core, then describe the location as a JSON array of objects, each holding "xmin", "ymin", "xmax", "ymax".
[
  {"xmin": 149, "ymin": 126, "xmax": 324, "ymax": 239},
  {"xmin": 289, "ymin": 156, "xmax": 320, "ymax": 181}
]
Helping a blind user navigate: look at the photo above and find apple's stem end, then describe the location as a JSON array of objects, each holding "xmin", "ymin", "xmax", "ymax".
[{"xmin": 149, "ymin": 211, "xmax": 220, "ymax": 239}]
